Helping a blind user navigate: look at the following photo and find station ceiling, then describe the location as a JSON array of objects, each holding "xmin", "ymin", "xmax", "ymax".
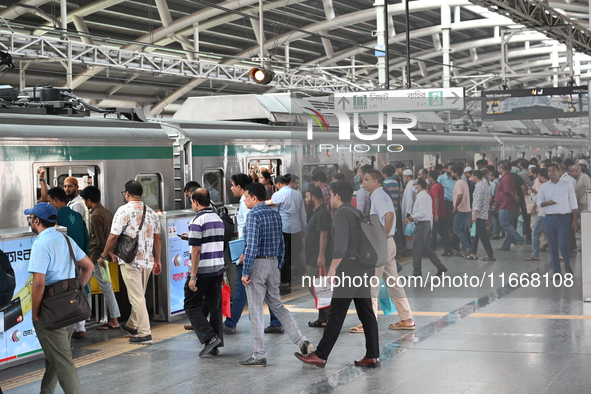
[{"xmin": 0, "ymin": 0, "xmax": 589, "ymax": 115}]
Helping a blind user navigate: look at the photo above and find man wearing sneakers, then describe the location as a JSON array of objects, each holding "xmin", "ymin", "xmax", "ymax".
[
  {"xmin": 239, "ymin": 182, "xmax": 313, "ymax": 366},
  {"xmin": 99, "ymin": 181, "xmax": 162, "ymax": 344},
  {"xmin": 185, "ymin": 189, "xmax": 225, "ymax": 356}
]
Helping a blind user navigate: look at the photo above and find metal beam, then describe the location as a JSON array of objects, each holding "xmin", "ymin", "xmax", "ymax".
[{"xmin": 469, "ymin": 0, "xmax": 591, "ymax": 55}]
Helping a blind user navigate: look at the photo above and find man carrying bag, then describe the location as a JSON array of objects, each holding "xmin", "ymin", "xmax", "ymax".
[{"xmin": 25, "ymin": 203, "xmax": 94, "ymax": 394}]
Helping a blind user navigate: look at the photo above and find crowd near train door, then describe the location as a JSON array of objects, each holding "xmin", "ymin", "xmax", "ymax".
[{"xmin": 34, "ymin": 164, "xmax": 100, "ymax": 205}]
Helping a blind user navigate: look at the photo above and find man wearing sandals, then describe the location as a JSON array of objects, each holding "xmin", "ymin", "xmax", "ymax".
[
  {"xmin": 304, "ymin": 185, "xmax": 333, "ymax": 328},
  {"xmin": 351, "ymin": 169, "xmax": 414, "ymax": 333},
  {"xmin": 465, "ymin": 171, "xmax": 495, "ymax": 262}
]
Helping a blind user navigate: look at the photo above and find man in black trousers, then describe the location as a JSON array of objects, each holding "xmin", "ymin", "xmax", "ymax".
[{"xmin": 294, "ymin": 181, "xmax": 380, "ymax": 368}]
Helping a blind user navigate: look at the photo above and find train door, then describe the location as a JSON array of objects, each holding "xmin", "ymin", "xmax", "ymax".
[{"xmin": 34, "ymin": 163, "xmax": 101, "ymax": 205}]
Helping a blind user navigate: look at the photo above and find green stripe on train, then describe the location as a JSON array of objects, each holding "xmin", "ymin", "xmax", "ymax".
[{"xmin": 0, "ymin": 146, "xmax": 173, "ymax": 161}]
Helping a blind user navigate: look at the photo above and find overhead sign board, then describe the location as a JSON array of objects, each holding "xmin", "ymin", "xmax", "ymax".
[
  {"xmin": 334, "ymin": 88, "xmax": 464, "ymax": 113},
  {"xmin": 481, "ymin": 86, "xmax": 588, "ymax": 121}
]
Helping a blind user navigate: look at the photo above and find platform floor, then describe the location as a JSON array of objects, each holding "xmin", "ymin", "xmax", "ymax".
[{"xmin": 3, "ymin": 237, "xmax": 591, "ymax": 394}]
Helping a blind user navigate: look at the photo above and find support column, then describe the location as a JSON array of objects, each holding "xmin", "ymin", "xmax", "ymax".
[
  {"xmin": 552, "ymin": 42, "xmax": 559, "ymax": 88},
  {"xmin": 375, "ymin": 0, "xmax": 387, "ymax": 87},
  {"xmin": 441, "ymin": 4, "xmax": 451, "ymax": 88},
  {"xmin": 284, "ymin": 42, "xmax": 290, "ymax": 71},
  {"xmin": 193, "ymin": 23, "xmax": 199, "ymax": 60},
  {"xmin": 60, "ymin": 0, "xmax": 68, "ymax": 40}
]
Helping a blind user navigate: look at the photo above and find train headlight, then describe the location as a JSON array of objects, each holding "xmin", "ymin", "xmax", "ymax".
[{"xmin": 249, "ymin": 67, "xmax": 274, "ymax": 85}]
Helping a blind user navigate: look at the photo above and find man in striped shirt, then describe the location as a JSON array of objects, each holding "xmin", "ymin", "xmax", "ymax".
[{"xmin": 185, "ymin": 188, "xmax": 226, "ymax": 357}]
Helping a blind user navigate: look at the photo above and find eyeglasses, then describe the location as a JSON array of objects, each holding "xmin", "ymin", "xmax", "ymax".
[
  {"xmin": 121, "ymin": 191, "xmax": 127, "ymax": 197},
  {"xmin": 27, "ymin": 216, "xmax": 36, "ymax": 225}
]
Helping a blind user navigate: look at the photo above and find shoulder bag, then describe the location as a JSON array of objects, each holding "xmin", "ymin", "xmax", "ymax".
[
  {"xmin": 113, "ymin": 203, "xmax": 147, "ymax": 263},
  {"xmin": 40, "ymin": 235, "xmax": 91, "ymax": 330}
]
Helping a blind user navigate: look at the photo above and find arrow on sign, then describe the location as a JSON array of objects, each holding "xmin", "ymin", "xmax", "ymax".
[
  {"xmin": 338, "ymin": 96, "xmax": 350, "ymax": 110},
  {"xmin": 450, "ymin": 91, "xmax": 461, "ymax": 105}
]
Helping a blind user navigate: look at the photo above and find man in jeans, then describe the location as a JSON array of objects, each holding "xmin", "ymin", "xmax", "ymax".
[
  {"xmin": 295, "ymin": 181, "xmax": 380, "ymax": 368},
  {"xmin": 26, "ymin": 203, "xmax": 94, "ymax": 394},
  {"xmin": 100, "ymin": 181, "xmax": 162, "ymax": 344},
  {"xmin": 223, "ymin": 173, "xmax": 252, "ymax": 334},
  {"xmin": 238, "ymin": 182, "xmax": 312, "ymax": 366},
  {"xmin": 80, "ymin": 186, "xmax": 121, "ymax": 331},
  {"xmin": 452, "ymin": 165, "xmax": 472, "ymax": 256},
  {"xmin": 495, "ymin": 163, "xmax": 524, "ymax": 251}
]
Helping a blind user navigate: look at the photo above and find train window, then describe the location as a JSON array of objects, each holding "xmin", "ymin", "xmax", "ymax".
[
  {"xmin": 423, "ymin": 154, "xmax": 439, "ymax": 169},
  {"xmin": 518, "ymin": 152, "xmax": 526, "ymax": 159},
  {"xmin": 35, "ymin": 164, "xmax": 100, "ymax": 204},
  {"xmin": 248, "ymin": 158, "xmax": 282, "ymax": 184},
  {"xmin": 448, "ymin": 158, "xmax": 466, "ymax": 167},
  {"xmin": 545, "ymin": 151, "xmax": 552, "ymax": 159},
  {"xmin": 536, "ymin": 155, "xmax": 541, "ymax": 161},
  {"xmin": 301, "ymin": 164, "xmax": 339, "ymax": 192},
  {"xmin": 569, "ymin": 150, "xmax": 574, "ymax": 158},
  {"xmin": 474, "ymin": 153, "xmax": 486, "ymax": 167},
  {"xmin": 202, "ymin": 169, "xmax": 224, "ymax": 204},
  {"xmin": 135, "ymin": 173, "xmax": 163, "ymax": 211},
  {"xmin": 390, "ymin": 160, "xmax": 414, "ymax": 173}
]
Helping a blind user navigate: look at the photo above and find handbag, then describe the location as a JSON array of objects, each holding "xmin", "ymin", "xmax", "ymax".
[
  {"xmin": 404, "ymin": 220, "xmax": 416, "ymax": 237},
  {"xmin": 40, "ymin": 235, "xmax": 92, "ymax": 330},
  {"xmin": 113, "ymin": 204, "xmax": 147, "ymax": 263},
  {"xmin": 378, "ymin": 278, "xmax": 397, "ymax": 316},
  {"xmin": 312, "ymin": 267, "xmax": 333, "ymax": 310},
  {"xmin": 221, "ymin": 276, "xmax": 232, "ymax": 318}
]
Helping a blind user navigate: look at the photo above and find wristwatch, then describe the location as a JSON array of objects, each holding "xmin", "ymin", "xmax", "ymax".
[{"xmin": 39, "ymin": 178, "xmax": 46, "ymax": 182}]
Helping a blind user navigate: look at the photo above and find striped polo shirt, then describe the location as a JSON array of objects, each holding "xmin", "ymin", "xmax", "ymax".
[{"xmin": 188, "ymin": 207, "xmax": 225, "ymax": 277}]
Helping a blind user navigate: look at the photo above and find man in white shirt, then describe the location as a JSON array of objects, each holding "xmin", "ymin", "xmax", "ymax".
[
  {"xmin": 64, "ymin": 176, "xmax": 89, "ymax": 226},
  {"xmin": 400, "ymin": 169, "xmax": 417, "ymax": 253},
  {"xmin": 559, "ymin": 164, "xmax": 578, "ymax": 256},
  {"xmin": 537, "ymin": 164, "xmax": 578, "ymax": 276},
  {"xmin": 409, "ymin": 178, "xmax": 447, "ymax": 277},
  {"xmin": 359, "ymin": 169, "xmax": 414, "ymax": 331},
  {"xmin": 525, "ymin": 168, "xmax": 548, "ymax": 261},
  {"xmin": 271, "ymin": 176, "xmax": 307, "ymax": 286}
]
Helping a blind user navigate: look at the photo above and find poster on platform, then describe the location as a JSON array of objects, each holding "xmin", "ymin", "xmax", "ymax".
[{"xmin": 167, "ymin": 216, "xmax": 193, "ymax": 316}]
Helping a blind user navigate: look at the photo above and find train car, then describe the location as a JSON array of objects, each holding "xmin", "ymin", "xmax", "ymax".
[
  {"xmin": 0, "ymin": 113, "xmax": 175, "ymax": 229},
  {"xmin": 1, "ymin": 111, "xmax": 588, "ymax": 230}
]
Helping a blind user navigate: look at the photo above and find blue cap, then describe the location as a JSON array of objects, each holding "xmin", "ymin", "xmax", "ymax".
[{"xmin": 24, "ymin": 202, "xmax": 58, "ymax": 223}]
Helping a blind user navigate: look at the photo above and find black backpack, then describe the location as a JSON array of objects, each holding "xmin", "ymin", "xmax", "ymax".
[
  {"xmin": 0, "ymin": 249, "xmax": 16, "ymax": 309},
  {"xmin": 342, "ymin": 207, "xmax": 388, "ymax": 268},
  {"xmin": 212, "ymin": 203, "xmax": 235, "ymax": 248}
]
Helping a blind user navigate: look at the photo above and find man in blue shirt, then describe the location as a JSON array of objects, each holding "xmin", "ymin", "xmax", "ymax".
[
  {"xmin": 26, "ymin": 203, "xmax": 94, "ymax": 394},
  {"xmin": 47, "ymin": 187, "xmax": 90, "ymax": 339},
  {"xmin": 238, "ymin": 182, "xmax": 312, "ymax": 367},
  {"xmin": 223, "ymin": 173, "xmax": 252, "ymax": 334}
]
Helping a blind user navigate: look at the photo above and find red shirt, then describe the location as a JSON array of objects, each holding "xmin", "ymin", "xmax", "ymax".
[
  {"xmin": 429, "ymin": 182, "xmax": 446, "ymax": 218},
  {"xmin": 495, "ymin": 174, "xmax": 517, "ymax": 212}
]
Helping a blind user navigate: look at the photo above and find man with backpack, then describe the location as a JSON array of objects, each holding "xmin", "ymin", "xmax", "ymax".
[{"xmin": 295, "ymin": 181, "xmax": 380, "ymax": 368}]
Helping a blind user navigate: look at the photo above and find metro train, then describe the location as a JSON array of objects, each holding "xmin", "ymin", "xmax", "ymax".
[{"xmin": 0, "ymin": 109, "xmax": 588, "ymax": 230}]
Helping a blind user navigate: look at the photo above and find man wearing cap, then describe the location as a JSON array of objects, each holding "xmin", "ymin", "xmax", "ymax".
[
  {"xmin": 26, "ymin": 203, "xmax": 94, "ymax": 394},
  {"xmin": 578, "ymin": 159, "xmax": 590, "ymax": 176},
  {"xmin": 64, "ymin": 177, "xmax": 89, "ymax": 226},
  {"xmin": 571, "ymin": 164, "xmax": 591, "ymax": 213}
]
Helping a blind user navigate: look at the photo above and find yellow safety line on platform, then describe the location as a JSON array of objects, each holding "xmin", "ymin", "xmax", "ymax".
[{"xmin": 0, "ymin": 324, "xmax": 187, "ymax": 390}]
